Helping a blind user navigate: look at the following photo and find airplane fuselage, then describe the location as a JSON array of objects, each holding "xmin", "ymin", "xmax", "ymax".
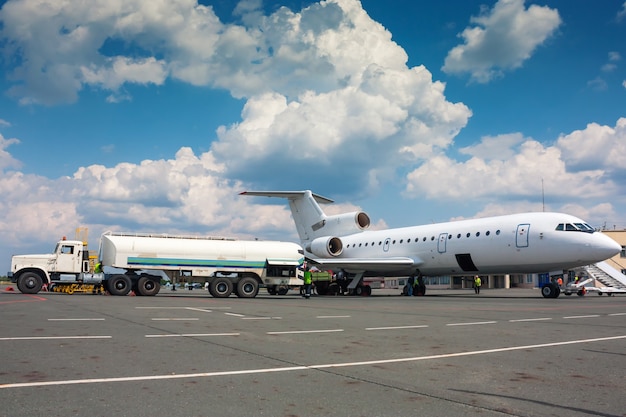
[{"xmin": 307, "ymin": 212, "xmax": 619, "ymax": 277}]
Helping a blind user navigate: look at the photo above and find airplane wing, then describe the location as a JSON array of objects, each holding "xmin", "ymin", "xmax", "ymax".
[{"xmin": 306, "ymin": 256, "xmax": 421, "ymax": 272}]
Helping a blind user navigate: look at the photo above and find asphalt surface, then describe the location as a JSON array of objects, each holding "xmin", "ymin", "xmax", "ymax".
[{"xmin": 1, "ymin": 285, "xmax": 625, "ymax": 417}]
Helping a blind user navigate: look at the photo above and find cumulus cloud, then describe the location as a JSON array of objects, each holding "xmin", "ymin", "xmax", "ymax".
[
  {"xmin": 442, "ymin": 0, "xmax": 561, "ymax": 83},
  {"xmin": 405, "ymin": 120, "xmax": 624, "ymax": 216}
]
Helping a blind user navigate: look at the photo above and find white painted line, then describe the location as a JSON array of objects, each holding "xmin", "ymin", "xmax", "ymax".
[
  {"xmin": 185, "ymin": 308, "xmax": 213, "ymax": 313},
  {"xmin": 224, "ymin": 312, "xmax": 245, "ymax": 317},
  {"xmin": 267, "ymin": 329, "xmax": 344, "ymax": 335},
  {"xmin": 3, "ymin": 334, "xmax": 625, "ymax": 389},
  {"xmin": 145, "ymin": 333, "xmax": 240, "ymax": 338},
  {"xmin": 563, "ymin": 315, "xmax": 601, "ymax": 319},
  {"xmin": 135, "ymin": 306, "xmax": 231, "ymax": 310},
  {"xmin": 509, "ymin": 318, "xmax": 552, "ymax": 323},
  {"xmin": 0, "ymin": 336, "xmax": 112, "ymax": 341},
  {"xmin": 151, "ymin": 318, "xmax": 199, "ymax": 321},
  {"xmin": 609, "ymin": 313, "xmax": 626, "ymax": 316},
  {"xmin": 242, "ymin": 317, "xmax": 282, "ymax": 320},
  {"xmin": 446, "ymin": 321, "xmax": 497, "ymax": 326},
  {"xmin": 365, "ymin": 325, "xmax": 429, "ymax": 331},
  {"xmin": 316, "ymin": 315, "xmax": 351, "ymax": 319},
  {"xmin": 48, "ymin": 318, "xmax": 105, "ymax": 321}
]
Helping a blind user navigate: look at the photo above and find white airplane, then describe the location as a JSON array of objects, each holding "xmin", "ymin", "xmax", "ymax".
[{"xmin": 241, "ymin": 190, "xmax": 621, "ymax": 298}]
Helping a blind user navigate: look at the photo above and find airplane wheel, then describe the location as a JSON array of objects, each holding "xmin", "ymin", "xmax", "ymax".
[{"xmin": 541, "ymin": 284, "xmax": 558, "ymax": 298}]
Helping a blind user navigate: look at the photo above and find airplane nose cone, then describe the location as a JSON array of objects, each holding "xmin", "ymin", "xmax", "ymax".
[{"xmin": 597, "ymin": 234, "xmax": 621, "ymax": 260}]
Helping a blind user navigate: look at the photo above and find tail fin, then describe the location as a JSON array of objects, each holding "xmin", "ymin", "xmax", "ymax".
[
  {"xmin": 240, "ymin": 190, "xmax": 332, "ymax": 243},
  {"xmin": 240, "ymin": 190, "xmax": 370, "ymax": 244}
]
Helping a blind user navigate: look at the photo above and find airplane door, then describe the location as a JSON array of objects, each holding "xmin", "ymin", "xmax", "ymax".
[
  {"xmin": 516, "ymin": 224, "xmax": 530, "ymax": 248},
  {"xmin": 383, "ymin": 238, "xmax": 390, "ymax": 252},
  {"xmin": 438, "ymin": 233, "xmax": 448, "ymax": 253}
]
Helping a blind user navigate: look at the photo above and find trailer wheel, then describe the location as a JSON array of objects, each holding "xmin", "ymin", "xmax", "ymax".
[
  {"xmin": 541, "ymin": 283, "xmax": 559, "ymax": 298},
  {"xmin": 17, "ymin": 272, "xmax": 44, "ymax": 294},
  {"xmin": 209, "ymin": 277, "xmax": 233, "ymax": 298},
  {"xmin": 136, "ymin": 277, "xmax": 160, "ymax": 296},
  {"xmin": 236, "ymin": 277, "xmax": 259, "ymax": 298},
  {"xmin": 277, "ymin": 286, "xmax": 289, "ymax": 295},
  {"xmin": 107, "ymin": 275, "xmax": 132, "ymax": 296}
]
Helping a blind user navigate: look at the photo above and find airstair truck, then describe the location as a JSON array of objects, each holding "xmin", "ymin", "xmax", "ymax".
[{"xmin": 9, "ymin": 231, "xmax": 304, "ymax": 298}]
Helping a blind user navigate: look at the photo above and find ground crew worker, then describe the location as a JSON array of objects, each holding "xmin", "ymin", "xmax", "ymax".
[
  {"xmin": 303, "ymin": 266, "xmax": 313, "ymax": 299},
  {"xmin": 474, "ymin": 276, "xmax": 482, "ymax": 294},
  {"xmin": 94, "ymin": 262, "xmax": 102, "ymax": 273}
]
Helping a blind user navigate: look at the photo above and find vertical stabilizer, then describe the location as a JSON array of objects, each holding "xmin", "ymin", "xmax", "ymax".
[{"xmin": 240, "ymin": 190, "xmax": 334, "ymax": 243}]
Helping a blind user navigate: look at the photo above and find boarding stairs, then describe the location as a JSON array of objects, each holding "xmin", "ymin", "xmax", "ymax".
[{"xmin": 583, "ymin": 261, "xmax": 626, "ymax": 290}]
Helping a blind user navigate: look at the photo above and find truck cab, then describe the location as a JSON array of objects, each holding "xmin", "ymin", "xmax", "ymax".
[{"xmin": 9, "ymin": 238, "xmax": 91, "ymax": 293}]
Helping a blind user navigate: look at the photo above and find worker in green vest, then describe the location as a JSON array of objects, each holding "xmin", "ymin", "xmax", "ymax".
[
  {"xmin": 474, "ymin": 275, "xmax": 482, "ymax": 294},
  {"xmin": 303, "ymin": 265, "xmax": 313, "ymax": 299}
]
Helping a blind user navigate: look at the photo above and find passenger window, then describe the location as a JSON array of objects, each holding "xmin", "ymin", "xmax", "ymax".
[
  {"xmin": 476, "ymin": 232, "xmax": 480, "ymax": 237},
  {"xmin": 486, "ymin": 231, "xmax": 490, "ymax": 236},
  {"xmin": 466, "ymin": 233, "xmax": 470, "ymax": 238}
]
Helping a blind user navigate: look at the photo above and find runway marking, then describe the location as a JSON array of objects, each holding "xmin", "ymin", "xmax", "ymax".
[
  {"xmin": 48, "ymin": 318, "xmax": 105, "ymax": 321},
  {"xmin": 316, "ymin": 315, "xmax": 351, "ymax": 319},
  {"xmin": 0, "ymin": 336, "xmax": 112, "ymax": 341},
  {"xmin": 609, "ymin": 312, "xmax": 626, "ymax": 316},
  {"xmin": 242, "ymin": 317, "xmax": 282, "ymax": 320},
  {"xmin": 224, "ymin": 312, "xmax": 245, "ymax": 317},
  {"xmin": 267, "ymin": 329, "xmax": 344, "ymax": 335},
  {"xmin": 151, "ymin": 318, "xmax": 199, "ymax": 321},
  {"xmin": 563, "ymin": 315, "xmax": 601, "ymax": 319},
  {"xmin": 365, "ymin": 325, "xmax": 429, "ymax": 331},
  {"xmin": 3, "ymin": 334, "xmax": 625, "ymax": 389},
  {"xmin": 446, "ymin": 321, "xmax": 497, "ymax": 326},
  {"xmin": 509, "ymin": 318, "xmax": 552, "ymax": 323},
  {"xmin": 145, "ymin": 333, "xmax": 240, "ymax": 338},
  {"xmin": 185, "ymin": 308, "xmax": 213, "ymax": 313},
  {"xmin": 135, "ymin": 307, "xmax": 231, "ymax": 310}
]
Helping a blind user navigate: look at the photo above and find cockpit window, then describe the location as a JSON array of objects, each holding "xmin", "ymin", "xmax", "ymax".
[{"xmin": 556, "ymin": 222, "xmax": 595, "ymax": 233}]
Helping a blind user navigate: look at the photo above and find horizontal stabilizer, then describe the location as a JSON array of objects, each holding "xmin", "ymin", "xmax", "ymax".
[{"xmin": 240, "ymin": 190, "xmax": 334, "ymax": 204}]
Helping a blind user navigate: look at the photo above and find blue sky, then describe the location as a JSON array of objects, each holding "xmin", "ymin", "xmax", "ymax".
[{"xmin": 1, "ymin": 0, "xmax": 625, "ymax": 273}]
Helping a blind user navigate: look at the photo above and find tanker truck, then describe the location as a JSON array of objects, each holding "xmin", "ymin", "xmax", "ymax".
[{"xmin": 9, "ymin": 231, "xmax": 304, "ymax": 298}]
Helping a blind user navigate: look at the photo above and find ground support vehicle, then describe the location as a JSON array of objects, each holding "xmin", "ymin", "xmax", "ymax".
[{"xmin": 9, "ymin": 232, "xmax": 303, "ymax": 298}]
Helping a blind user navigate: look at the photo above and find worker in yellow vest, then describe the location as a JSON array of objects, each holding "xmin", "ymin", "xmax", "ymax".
[
  {"xmin": 303, "ymin": 265, "xmax": 313, "ymax": 299},
  {"xmin": 474, "ymin": 276, "xmax": 482, "ymax": 294}
]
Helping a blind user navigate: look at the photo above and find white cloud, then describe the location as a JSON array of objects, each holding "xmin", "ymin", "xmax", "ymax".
[
  {"xmin": 557, "ymin": 118, "xmax": 626, "ymax": 171},
  {"xmin": 618, "ymin": 2, "xmax": 626, "ymax": 21},
  {"xmin": 442, "ymin": 0, "xmax": 561, "ymax": 83},
  {"xmin": 0, "ymin": 134, "xmax": 22, "ymax": 171},
  {"xmin": 405, "ymin": 120, "xmax": 624, "ymax": 206}
]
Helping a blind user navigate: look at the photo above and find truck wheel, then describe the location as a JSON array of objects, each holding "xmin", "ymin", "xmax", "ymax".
[
  {"xmin": 136, "ymin": 277, "xmax": 160, "ymax": 296},
  {"xmin": 107, "ymin": 275, "xmax": 132, "ymax": 296},
  {"xmin": 17, "ymin": 272, "xmax": 43, "ymax": 294},
  {"xmin": 209, "ymin": 278, "xmax": 233, "ymax": 298},
  {"xmin": 236, "ymin": 277, "xmax": 259, "ymax": 298},
  {"xmin": 267, "ymin": 285, "xmax": 277, "ymax": 295}
]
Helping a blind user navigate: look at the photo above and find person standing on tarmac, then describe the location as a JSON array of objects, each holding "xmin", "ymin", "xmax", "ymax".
[
  {"xmin": 474, "ymin": 275, "xmax": 482, "ymax": 294},
  {"xmin": 303, "ymin": 265, "xmax": 313, "ymax": 299}
]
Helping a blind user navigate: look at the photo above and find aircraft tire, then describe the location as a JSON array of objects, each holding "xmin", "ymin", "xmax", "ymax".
[
  {"xmin": 17, "ymin": 272, "xmax": 44, "ymax": 294},
  {"xmin": 541, "ymin": 284, "xmax": 557, "ymax": 298},
  {"xmin": 209, "ymin": 277, "xmax": 233, "ymax": 298}
]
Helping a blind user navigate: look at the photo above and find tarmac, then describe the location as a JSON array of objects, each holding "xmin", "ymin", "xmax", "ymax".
[{"xmin": 1, "ymin": 284, "xmax": 625, "ymax": 417}]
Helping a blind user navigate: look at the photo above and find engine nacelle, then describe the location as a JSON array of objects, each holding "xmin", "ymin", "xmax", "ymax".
[
  {"xmin": 306, "ymin": 236, "xmax": 344, "ymax": 257},
  {"xmin": 320, "ymin": 211, "xmax": 370, "ymax": 236}
]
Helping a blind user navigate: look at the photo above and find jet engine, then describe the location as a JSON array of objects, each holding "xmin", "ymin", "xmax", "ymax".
[
  {"xmin": 321, "ymin": 211, "xmax": 370, "ymax": 236},
  {"xmin": 306, "ymin": 236, "xmax": 344, "ymax": 257}
]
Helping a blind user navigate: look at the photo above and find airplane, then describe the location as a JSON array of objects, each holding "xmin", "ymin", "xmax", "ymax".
[{"xmin": 240, "ymin": 190, "xmax": 621, "ymax": 298}]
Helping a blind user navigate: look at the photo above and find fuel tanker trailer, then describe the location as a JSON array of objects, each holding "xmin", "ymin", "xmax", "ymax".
[{"xmin": 9, "ymin": 231, "xmax": 304, "ymax": 298}]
